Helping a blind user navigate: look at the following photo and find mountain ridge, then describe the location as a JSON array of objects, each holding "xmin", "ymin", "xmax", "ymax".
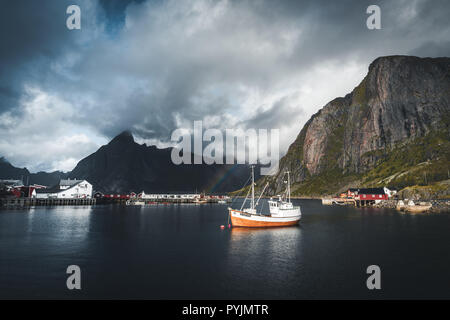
[
  {"xmin": 1, "ymin": 134, "xmax": 259, "ymax": 193},
  {"xmin": 2, "ymin": 55, "xmax": 449, "ymax": 197},
  {"xmin": 0, "ymin": 157, "xmax": 67, "ymax": 187},
  {"xmin": 67, "ymin": 131, "xmax": 259, "ymax": 193}
]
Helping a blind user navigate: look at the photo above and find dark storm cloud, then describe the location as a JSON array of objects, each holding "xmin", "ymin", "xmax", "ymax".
[
  {"xmin": 0, "ymin": 0, "xmax": 82, "ymax": 113},
  {"xmin": 0, "ymin": 0, "xmax": 141, "ymax": 113},
  {"xmin": 232, "ymin": 0, "xmax": 450, "ymax": 70},
  {"xmin": 0, "ymin": 0, "xmax": 449, "ymax": 171}
]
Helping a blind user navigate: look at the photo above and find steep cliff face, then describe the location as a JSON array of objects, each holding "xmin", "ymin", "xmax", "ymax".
[{"xmin": 267, "ymin": 56, "xmax": 450, "ymax": 196}]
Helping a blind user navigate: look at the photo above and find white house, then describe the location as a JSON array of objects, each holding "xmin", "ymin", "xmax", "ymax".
[
  {"xmin": 383, "ymin": 187, "xmax": 397, "ymax": 198},
  {"xmin": 36, "ymin": 179, "xmax": 93, "ymax": 199}
]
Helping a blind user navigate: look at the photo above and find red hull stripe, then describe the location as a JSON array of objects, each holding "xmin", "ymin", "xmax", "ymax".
[{"xmin": 230, "ymin": 215, "xmax": 299, "ymax": 228}]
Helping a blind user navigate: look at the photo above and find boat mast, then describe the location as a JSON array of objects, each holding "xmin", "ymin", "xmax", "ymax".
[
  {"xmin": 251, "ymin": 165, "xmax": 255, "ymax": 210},
  {"xmin": 286, "ymin": 171, "xmax": 291, "ymax": 203}
]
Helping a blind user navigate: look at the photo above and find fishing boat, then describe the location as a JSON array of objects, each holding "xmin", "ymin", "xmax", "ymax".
[{"xmin": 228, "ymin": 166, "xmax": 301, "ymax": 227}]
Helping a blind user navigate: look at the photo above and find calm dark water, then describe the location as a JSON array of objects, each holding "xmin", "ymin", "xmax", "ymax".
[{"xmin": 1, "ymin": 199, "xmax": 450, "ymax": 299}]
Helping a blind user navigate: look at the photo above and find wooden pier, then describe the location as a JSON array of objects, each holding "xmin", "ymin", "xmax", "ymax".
[
  {"xmin": 124, "ymin": 198, "xmax": 230, "ymax": 205},
  {"xmin": 322, "ymin": 197, "xmax": 381, "ymax": 207},
  {"xmin": 322, "ymin": 198, "xmax": 356, "ymax": 206},
  {"xmin": 355, "ymin": 200, "xmax": 375, "ymax": 207},
  {"xmin": 0, "ymin": 197, "xmax": 96, "ymax": 208}
]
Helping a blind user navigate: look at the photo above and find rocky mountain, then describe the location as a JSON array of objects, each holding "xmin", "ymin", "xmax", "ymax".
[
  {"xmin": 265, "ymin": 55, "xmax": 450, "ymax": 196},
  {"xmin": 1, "ymin": 132, "xmax": 258, "ymax": 194},
  {"xmin": 67, "ymin": 131, "xmax": 258, "ymax": 193},
  {"xmin": 3, "ymin": 55, "xmax": 448, "ymax": 197},
  {"xmin": 0, "ymin": 157, "xmax": 67, "ymax": 187}
]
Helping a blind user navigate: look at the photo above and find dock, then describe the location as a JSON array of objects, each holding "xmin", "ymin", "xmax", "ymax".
[
  {"xmin": 95, "ymin": 192, "xmax": 231, "ymax": 204},
  {"xmin": 0, "ymin": 197, "xmax": 96, "ymax": 208},
  {"xmin": 322, "ymin": 198, "xmax": 356, "ymax": 206},
  {"xmin": 123, "ymin": 198, "xmax": 230, "ymax": 205}
]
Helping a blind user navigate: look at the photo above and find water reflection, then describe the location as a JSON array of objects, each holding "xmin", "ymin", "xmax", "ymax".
[
  {"xmin": 2, "ymin": 200, "xmax": 449, "ymax": 299},
  {"xmin": 228, "ymin": 226, "xmax": 302, "ymax": 257},
  {"xmin": 225, "ymin": 226, "xmax": 304, "ymax": 296},
  {"xmin": 229, "ymin": 225, "xmax": 302, "ymax": 239},
  {"xmin": 26, "ymin": 206, "xmax": 92, "ymax": 243}
]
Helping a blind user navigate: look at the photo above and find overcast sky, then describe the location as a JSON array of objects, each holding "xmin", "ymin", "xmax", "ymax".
[{"xmin": 0, "ymin": 0, "xmax": 449, "ymax": 172}]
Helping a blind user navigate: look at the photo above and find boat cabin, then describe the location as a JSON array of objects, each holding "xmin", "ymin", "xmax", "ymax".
[{"xmin": 268, "ymin": 199, "xmax": 297, "ymax": 216}]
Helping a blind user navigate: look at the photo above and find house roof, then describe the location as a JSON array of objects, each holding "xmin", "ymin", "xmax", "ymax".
[
  {"xmin": 36, "ymin": 180, "xmax": 86, "ymax": 194},
  {"xmin": 0, "ymin": 179, "xmax": 23, "ymax": 186},
  {"xmin": 350, "ymin": 188, "xmax": 386, "ymax": 195},
  {"xmin": 36, "ymin": 186, "xmax": 62, "ymax": 193}
]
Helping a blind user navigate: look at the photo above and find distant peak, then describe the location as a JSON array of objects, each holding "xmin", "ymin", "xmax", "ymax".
[{"xmin": 109, "ymin": 130, "xmax": 135, "ymax": 144}]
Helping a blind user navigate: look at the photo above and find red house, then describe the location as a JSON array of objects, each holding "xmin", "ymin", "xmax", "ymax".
[{"xmin": 352, "ymin": 188, "xmax": 388, "ymax": 201}]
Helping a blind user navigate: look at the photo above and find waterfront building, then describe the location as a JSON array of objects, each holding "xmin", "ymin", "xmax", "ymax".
[
  {"xmin": 0, "ymin": 179, "xmax": 24, "ymax": 187},
  {"xmin": 36, "ymin": 179, "xmax": 93, "ymax": 199},
  {"xmin": 349, "ymin": 188, "xmax": 388, "ymax": 203}
]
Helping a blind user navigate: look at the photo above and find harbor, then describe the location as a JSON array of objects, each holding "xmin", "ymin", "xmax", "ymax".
[
  {"xmin": 0, "ymin": 178, "xmax": 231, "ymax": 207},
  {"xmin": 322, "ymin": 187, "xmax": 395, "ymax": 208},
  {"xmin": 321, "ymin": 187, "xmax": 450, "ymax": 213},
  {"xmin": 0, "ymin": 193, "xmax": 230, "ymax": 207},
  {"xmin": 95, "ymin": 191, "xmax": 231, "ymax": 205},
  {"xmin": 2, "ymin": 198, "xmax": 450, "ymax": 299}
]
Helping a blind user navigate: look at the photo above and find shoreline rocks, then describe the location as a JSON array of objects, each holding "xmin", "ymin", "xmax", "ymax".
[{"xmin": 372, "ymin": 199, "xmax": 450, "ymax": 213}]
